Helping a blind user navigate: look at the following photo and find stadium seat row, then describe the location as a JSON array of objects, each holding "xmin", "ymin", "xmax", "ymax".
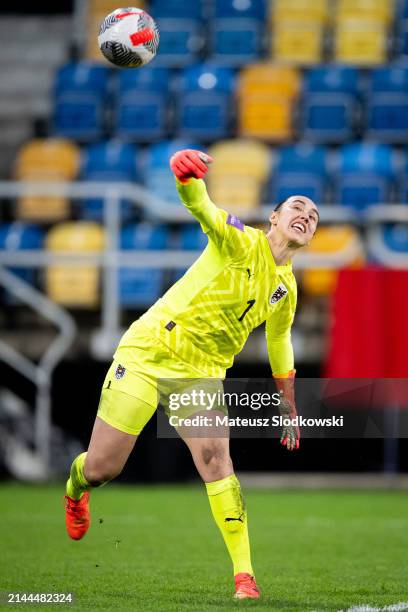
[
  {"xmin": 86, "ymin": 0, "xmax": 402, "ymax": 67},
  {"xmin": 13, "ymin": 138, "xmax": 408, "ymax": 223},
  {"xmin": 0, "ymin": 220, "xmax": 406, "ymax": 306},
  {"xmin": 52, "ymin": 62, "xmax": 408, "ymax": 144}
]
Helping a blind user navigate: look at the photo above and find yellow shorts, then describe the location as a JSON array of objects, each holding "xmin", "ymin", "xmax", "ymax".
[{"xmin": 97, "ymin": 326, "xmax": 225, "ymax": 436}]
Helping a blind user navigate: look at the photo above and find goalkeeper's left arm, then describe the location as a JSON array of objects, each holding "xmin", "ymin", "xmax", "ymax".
[{"xmin": 266, "ymin": 309, "xmax": 300, "ymax": 451}]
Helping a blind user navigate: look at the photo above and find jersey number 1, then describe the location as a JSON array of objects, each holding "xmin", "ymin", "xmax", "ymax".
[{"xmin": 238, "ymin": 299, "xmax": 255, "ymax": 322}]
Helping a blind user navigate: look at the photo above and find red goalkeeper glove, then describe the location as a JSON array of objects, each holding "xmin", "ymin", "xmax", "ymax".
[{"xmin": 170, "ymin": 149, "xmax": 213, "ymax": 184}]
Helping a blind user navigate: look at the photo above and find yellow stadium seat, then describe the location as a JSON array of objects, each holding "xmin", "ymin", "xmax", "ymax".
[
  {"xmin": 237, "ymin": 65, "xmax": 300, "ymax": 141},
  {"xmin": 272, "ymin": 0, "xmax": 329, "ymax": 23},
  {"xmin": 14, "ymin": 139, "xmax": 80, "ymax": 222},
  {"xmin": 86, "ymin": 1, "xmax": 146, "ymax": 61},
  {"xmin": 209, "ymin": 140, "xmax": 271, "ymax": 181},
  {"xmin": 207, "ymin": 180, "xmax": 261, "ymax": 211},
  {"xmin": 238, "ymin": 94, "xmax": 296, "ymax": 141},
  {"xmin": 272, "ymin": 19, "xmax": 324, "ymax": 65},
  {"xmin": 302, "ymin": 226, "xmax": 364, "ymax": 297},
  {"xmin": 238, "ymin": 64, "xmax": 301, "ymax": 98},
  {"xmin": 336, "ymin": 0, "xmax": 394, "ymax": 24},
  {"xmin": 334, "ymin": 18, "xmax": 388, "ymax": 65},
  {"xmin": 45, "ymin": 222, "xmax": 105, "ymax": 307},
  {"xmin": 207, "ymin": 140, "xmax": 271, "ymax": 210}
]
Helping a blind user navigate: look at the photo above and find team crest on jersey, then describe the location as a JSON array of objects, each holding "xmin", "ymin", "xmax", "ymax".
[
  {"xmin": 269, "ymin": 283, "xmax": 288, "ymax": 304},
  {"xmin": 227, "ymin": 213, "xmax": 244, "ymax": 232},
  {"xmin": 115, "ymin": 364, "xmax": 126, "ymax": 379}
]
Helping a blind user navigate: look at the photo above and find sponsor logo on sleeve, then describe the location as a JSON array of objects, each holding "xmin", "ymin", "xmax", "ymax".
[
  {"xmin": 227, "ymin": 214, "xmax": 245, "ymax": 232},
  {"xmin": 269, "ymin": 283, "xmax": 288, "ymax": 305}
]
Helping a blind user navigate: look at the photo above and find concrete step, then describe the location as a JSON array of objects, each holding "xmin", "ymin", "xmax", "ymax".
[{"xmin": 0, "ymin": 96, "xmax": 50, "ymax": 118}]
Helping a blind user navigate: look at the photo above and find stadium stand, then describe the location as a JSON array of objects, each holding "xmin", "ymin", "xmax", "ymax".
[
  {"xmin": 334, "ymin": 17, "xmax": 388, "ymax": 65},
  {"xmin": 14, "ymin": 139, "xmax": 80, "ymax": 222},
  {"xmin": 334, "ymin": 143, "xmax": 396, "ymax": 211},
  {"xmin": 177, "ymin": 63, "xmax": 236, "ymax": 140},
  {"xmin": 267, "ymin": 143, "xmax": 328, "ymax": 204},
  {"xmin": 209, "ymin": 0, "xmax": 266, "ymax": 65},
  {"xmin": 53, "ymin": 62, "xmax": 110, "ymax": 141},
  {"xmin": 366, "ymin": 65, "xmax": 408, "ymax": 142},
  {"xmin": 237, "ymin": 64, "xmax": 301, "ymax": 141},
  {"xmin": 150, "ymin": 1, "xmax": 205, "ymax": 67},
  {"xmin": 79, "ymin": 140, "xmax": 138, "ymax": 220},
  {"xmin": 396, "ymin": 146, "xmax": 408, "ymax": 204},
  {"xmin": 45, "ymin": 221, "xmax": 105, "ymax": 307},
  {"xmin": 381, "ymin": 223, "xmax": 408, "ymax": 253},
  {"xmin": 271, "ymin": 0, "xmax": 329, "ymax": 23},
  {"xmin": 336, "ymin": 0, "xmax": 394, "ymax": 23},
  {"xmin": 301, "ymin": 66, "xmax": 361, "ymax": 143},
  {"xmin": 1, "ymin": 0, "xmax": 407, "ymax": 338},
  {"xmin": 207, "ymin": 139, "xmax": 270, "ymax": 209},
  {"xmin": 150, "ymin": 0, "xmax": 204, "ymax": 19},
  {"xmin": 114, "ymin": 66, "xmax": 172, "ymax": 141},
  {"xmin": 271, "ymin": 19, "xmax": 324, "ymax": 66},
  {"xmin": 0, "ymin": 223, "xmax": 44, "ymax": 302},
  {"xmin": 119, "ymin": 222, "xmax": 170, "ymax": 307}
]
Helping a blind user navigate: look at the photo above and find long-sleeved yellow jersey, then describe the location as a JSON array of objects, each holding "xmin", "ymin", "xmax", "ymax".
[{"xmin": 115, "ymin": 178, "xmax": 297, "ymax": 379}]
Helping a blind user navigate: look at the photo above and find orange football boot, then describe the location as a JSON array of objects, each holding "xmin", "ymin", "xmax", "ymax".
[
  {"xmin": 64, "ymin": 492, "xmax": 90, "ymax": 540},
  {"xmin": 234, "ymin": 573, "xmax": 261, "ymax": 599}
]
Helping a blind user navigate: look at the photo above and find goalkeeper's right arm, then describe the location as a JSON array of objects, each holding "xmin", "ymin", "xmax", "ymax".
[{"xmin": 170, "ymin": 149, "xmax": 252, "ymax": 259}]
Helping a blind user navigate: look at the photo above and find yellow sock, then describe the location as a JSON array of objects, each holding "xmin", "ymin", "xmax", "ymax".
[
  {"xmin": 66, "ymin": 452, "xmax": 91, "ymax": 500},
  {"xmin": 205, "ymin": 474, "xmax": 254, "ymax": 576}
]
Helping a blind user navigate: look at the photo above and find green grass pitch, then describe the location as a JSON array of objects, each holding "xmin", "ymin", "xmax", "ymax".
[{"xmin": 0, "ymin": 483, "xmax": 407, "ymax": 611}]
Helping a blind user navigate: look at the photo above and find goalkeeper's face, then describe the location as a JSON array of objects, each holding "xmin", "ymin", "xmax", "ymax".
[{"xmin": 270, "ymin": 195, "xmax": 319, "ymax": 247}]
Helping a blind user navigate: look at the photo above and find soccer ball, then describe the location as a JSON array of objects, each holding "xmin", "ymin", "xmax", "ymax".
[{"xmin": 98, "ymin": 7, "xmax": 159, "ymax": 68}]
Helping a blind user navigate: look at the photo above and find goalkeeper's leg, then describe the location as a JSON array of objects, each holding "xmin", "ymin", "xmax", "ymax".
[
  {"xmin": 179, "ymin": 418, "xmax": 260, "ymax": 599},
  {"xmin": 64, "ymin": 416, "xmax": 138, "ymax": 540},
  {"xmin": 65, "ymin": 380, "xmax": 157, "ymax": 540}
]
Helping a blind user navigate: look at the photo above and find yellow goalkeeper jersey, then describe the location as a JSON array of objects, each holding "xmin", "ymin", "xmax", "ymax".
[{"xmin": 115, "ymin": 178, "xmax": 297, "ymax": 379}]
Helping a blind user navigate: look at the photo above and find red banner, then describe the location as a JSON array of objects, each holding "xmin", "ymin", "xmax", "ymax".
[{"xmin": 325, "ymin": 267, "xmax": 408, "ymax": 378}]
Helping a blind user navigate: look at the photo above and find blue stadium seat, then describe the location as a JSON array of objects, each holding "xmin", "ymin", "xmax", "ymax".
[
  {"xmin": 302, "ymin": 66, "xmax": 361, "ymax": 143},
  {"xmin": 267, "ymin": 144, "xmax": 328, "ymax": 204},
  {"xmin": 53, "ymin": 62, "xmax": 110, "ymax": 141},
  {"xmin": 214, "ymin": 0, "xmax": 266, "ymax": 19},
  {"xmin": 210, "ymin": 0, "xmax": 265, "ymax": 64},
  {"xmin": 80, "ymin": 141, "xmax": 138, "ymax": 221},
  {"xmin": 150, "ymin": 0, "xmax": 204, "ymax": 19},
  {"xmin": 153, "ymin": 18, "xmax": 204, "ymax": 67},
  {"xmin": 398, "ymin": 0, "xmax": 408, "ymax": 20},
  {"xmin": 177, "ymin": 63, "xmax": 236, "ymax": 140},
  {"xmin": 174, "ymin": 223, "xmax": 208, "ymax": 280},
  {"xmin": 334, "ymin": 143, "xmax": 396, "ymax": 211},
  {"xmin": 367, "ymin": 67, "xmax": 408, "ymax": 142},
  {"xmin": 114, "ymin": 67, "xmax": 172, "ymax": 141},
  {"xmin": 396, "ymin": 147, "xmax": 408, "ymax": 203},
  {"xmin": 0, "ymin": 223, "xmax": 44, "ymax": 302},
  {"xmin": 382, "ymin": 223, "xmax": 408, "ymax": 253},
  {"xmin": 143, "ymin": 139, "xmax": 202, "ymax": 204},
  {"xmin": 120, "ymin": 223, "xmax": 170, "ymax": 307},
  {"xmin": 210, "ymin": 20, "xmax": 263, "ymax": 65}
]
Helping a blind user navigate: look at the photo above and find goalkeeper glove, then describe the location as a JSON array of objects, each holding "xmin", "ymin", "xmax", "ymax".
[
  {"xmin": 170, "ymin": 149, "xmax": 213, "ymax": 184},
  {"xmin": 274, "ymin": 372, "xmax": 300, "ymax": 451},
  {"xmin": 278, "ymin": 398, "xmax": 300, "ymax": 451}
]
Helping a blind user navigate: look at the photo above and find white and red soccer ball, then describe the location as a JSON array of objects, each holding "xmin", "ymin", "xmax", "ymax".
[{"xmin": 98, "ymin": 7, "xmax": 159, "ymax": 68}]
